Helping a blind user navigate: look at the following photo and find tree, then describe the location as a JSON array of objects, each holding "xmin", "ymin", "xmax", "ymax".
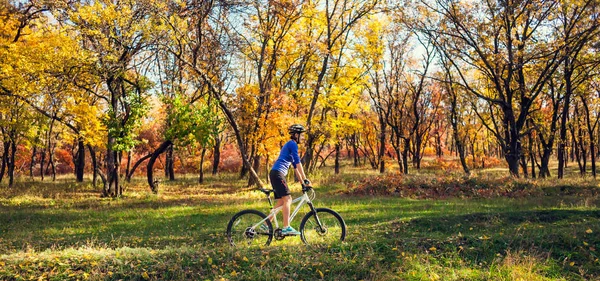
[
  {"xmin": 55, "ymin": 0, "xmax": 162, "ymax": 196},
  {"xmin": 423, "ymin": 0, "xmax": 566, "ymax": 177},
  {"xmin": 554, "ymin": 0, "xmax": 600, "ymax": 179},
  {"xmin": 303, "ymin": 0, "xmax": 377, "ymax": 171}
]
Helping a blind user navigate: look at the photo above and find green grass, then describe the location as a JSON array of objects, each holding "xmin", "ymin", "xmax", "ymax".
[{"xmin": 0, "ymin": 167, "xmax": 599, "ymax": 280}]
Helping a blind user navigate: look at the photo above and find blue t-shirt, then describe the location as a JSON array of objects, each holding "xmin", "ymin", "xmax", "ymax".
[{"xmin": 271, "ymin": 140, "xmax": 301, "ymax": 175}]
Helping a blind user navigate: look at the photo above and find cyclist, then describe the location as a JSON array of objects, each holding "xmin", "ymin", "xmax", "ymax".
[{"xmin": 269, "ymin": 124, "xmax": 311, "ymax": 236}]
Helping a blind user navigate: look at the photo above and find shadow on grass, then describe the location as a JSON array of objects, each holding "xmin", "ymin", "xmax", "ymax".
[{"xmin": 378, "ymin": 209, "xmax": 600, "ymax": 278}]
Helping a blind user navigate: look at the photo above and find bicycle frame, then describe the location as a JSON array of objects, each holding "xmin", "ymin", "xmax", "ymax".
[{"xmin": 251, "ymin": 192, "xmax": 313, "ymax": 230}]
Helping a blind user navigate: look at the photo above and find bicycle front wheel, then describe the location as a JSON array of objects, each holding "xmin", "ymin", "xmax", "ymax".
[
  {"xmin": 300, "ymin": 208, "xmax": 346, "ymax": 245},
  {"xmin": 226, "ymin": 209, "xmax": 273, "ymax": 247}
]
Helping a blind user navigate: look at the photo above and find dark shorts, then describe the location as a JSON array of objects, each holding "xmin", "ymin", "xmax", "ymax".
[{"xmin": 269, "ymin": 170, "xmax": 290, "ymax": 199}]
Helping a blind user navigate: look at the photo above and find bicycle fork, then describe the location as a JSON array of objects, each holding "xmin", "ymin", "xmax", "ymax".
[{"xmin": 307, "ymin": 201, "xmax": 325, "ymax": 232}]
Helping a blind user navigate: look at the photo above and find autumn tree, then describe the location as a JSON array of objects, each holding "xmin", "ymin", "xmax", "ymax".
[
  {"xmin": 554, "ymin": 0, "xmax": 600, "ymax": 179},
  {"xmin": 53, "ymin": 0, "xmax": 166, "ymax": 196},
  {"xmin": 303, "ymin": 0, "xmax": 377, "ymax": 171},
  {"xmin": 422, "ymin": 0, "xmax": 566, "ymax": 177}
]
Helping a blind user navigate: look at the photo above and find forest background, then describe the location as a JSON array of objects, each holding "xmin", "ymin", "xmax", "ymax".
[{"xmin": 3, "ymin": 0, "xmax": 600, "ymax": 195}]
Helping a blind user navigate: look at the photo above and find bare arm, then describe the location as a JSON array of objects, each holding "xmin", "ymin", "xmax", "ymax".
[{"xmin": 294, "ymin": 163, "xmax": 308, "ymax": 183}]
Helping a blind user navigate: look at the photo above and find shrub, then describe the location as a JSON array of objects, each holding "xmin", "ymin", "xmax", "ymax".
[
  {"xmin": 423, "ymin": 157, "xmax": 461, "ymax": 172},
  {"xmin": 346, "ymin": 174, "xmax": 542, "ymax": 199}
]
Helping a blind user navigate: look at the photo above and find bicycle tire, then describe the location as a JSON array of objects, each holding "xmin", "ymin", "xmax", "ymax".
[
  {"xmin": 299, "ymin": 208, "xmax": 346, "ymax": 245},
  {"xmin": 226, "ymin": 209, "xmax": 273, "ymax": 246}
]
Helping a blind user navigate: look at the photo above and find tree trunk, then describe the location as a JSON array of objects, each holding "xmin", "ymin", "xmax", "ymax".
[
  {"xmin": 0, "ymin": 142, "xmax": 9, "ymax": 183},
  {"xmin": 115, "ymin": 151, "xmax": 122, "ymax": 196},
  {"xmin": 106, "ymin": 136, "xmax": 117, "ymax": 197},
  {"xmin": 505, "ymin": 127, "xmax": 522, "ymax": 177},
  {"xmin": 39, "ymin": 147, "xmax": 45, "ymax": 181},
  {"xmin": 435, "ymin": 132, "xmax": 443, "ymax": 158},
  {"xmin": 199, "ymin": 147, "xmax": 206, "ymax": 184},
  {"xmin": 378, "ymin": 119, "xmax": 386, "ymax": 174},
  {"xmin": 580, "ymin": 95, "xmax": 597, "ymax": 178},
  {"xmin": 239, "ymin": 154, "xmax": 249, "ymax": 179},
  {"xmin": 529, "ymin": 134, "xmax": 536, "ymax": 179},
  {"xmin": 165, "ymin": 144, "xmax": 175, "ymax": 181},
  {"xmin": 558, "ymin": 63, "xmax": 573, "ymax": 179},
  {"xmin": 539, "ymin": 146, "xmax": 551, "ymax": 178},
  {"xmin": 147, "ymin": 140, "xmax": 173, "ymax": 193},
  {"xmin": 352, "ymin": 134, "xmax": 360, "ymax": 167},
  {"xmin": 30, "ymin": 146, "xmax": 36, "ymax": 180},
  {"xmin": 8, "ymin": 141, "xmax": 16, "ymax": 187},
  {"xmin": 452, "ymin": 130, "xmax": 470, "ymax": 176},
  {"xmin": 126, "ymin": 152, "xmax": 152, "ymax": 181},
  {"xmin": 334, "ymin": 143, "xmax": 341, "ymax": 174},
  {"xmin": 248, "ymin": 155, "xmax": 261, "ymax": 186},
  {"xmin": 520, "ymin": 152, "xmax": 528, "ymax": 178},
  {"xmin": 75, "ymin": 138, "xmax": 85, "ymax": 182},
  {"xmin": 125, "ymin": 151, "xmax": 132, "ymax": 180},
  {"xmin": 402, "ymin": 139, "xmax": 410, "ymax": 174},
  {"xmin": 590, "ymin": 139, "xmax": 596, "ymax": 178},
  {"xmin": 212, "ymin": 136, "xmax": 221, "ymax": 175},
  {"xmin": 49, "ymin": 141, "xmax": 56, "ymax": 181},
  {"xmin": 88, "ymin": 145, "xmax": 98, "ymax": 188}
]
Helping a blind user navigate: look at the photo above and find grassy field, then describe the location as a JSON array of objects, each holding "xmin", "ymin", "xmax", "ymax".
[{"xmin": 0, "ymin": 166, "xmax": 599, "ymax": 280}]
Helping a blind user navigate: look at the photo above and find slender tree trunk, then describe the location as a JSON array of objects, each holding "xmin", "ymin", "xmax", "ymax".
[
  {"xmin": 8, "ymin": 140, "xmax": 16, "ymax": 187},
  {"xmin": 558, "ymin": 65, "xmax": 573, "ymax": 179},
  {"xmin": 352, "ymin": 134, "xmax": 360, "ymax": 167},
  {"xmin": 75, "ymin": 138, "xmax": 85, "ymax": 182},
  {"xmin": 402, "ymin": 139, "xmax": 410, "ymax": 174},
  {"xmin": 590, "ymin": 139, "xmax": 596, "ymax": 178},
  {"xmin": 212, "ymin": 136, "xmax": 221, "ymax": 175},
  {"xmin": 378, "ymin": 119, "xmax": 386, "ymax": 174},
  {"xmin": 39, "ymin": 147, "xmax": 45, "ymax": 181},
  {"xmin": 47, "ymin": 140, "xmax": 56, "ymax": 182},
  {"xmin": 127, "ymin": 152, "xmax": 152, "ymax": 181},
  {"xmin": 0, "ymin": 142, "xmax": 9, "ymax": 183},
  {"xmin": 88, "ymin": 145, "xmax": 98, "ymax": 188},
  {"xmin": 165, "ymin": 144, "xmax": 175, "ymax": 181},
  {"xmin": 199, "ymin": 147, "xmax": 206, "ymax": 184},
  {"xmin": 29, "ymin": 146, "xmax": 36, "ymax": 180},
  {"xmin": 435, "ymin": 132, "xmax": 443, "ymax": 158},
  {"xmin": 334, "ymin": 143, "xmax": 341, "ymax": 174},
  {"xmin": 529, "ymin": 133, "xmax": 536, "ymax": 178},
  {"xmin": 125, "ymin": 151, "xmax": 132, "ymax": 180},
  {"xmin": 147, "ymin": 140, "xmax": 173, "ymax": 193},
  {"xmin": 414, "ymin": 136, "xmax": 422, "ymax": 170},
  {"xmin": 580, "ymin": 96, "xmax": 597, "ymax": 178},
  {"xmin": 577, "ymin": 126, "xmax": 587, "ymax": 175},
  {"xmin": 248, "ymin": 155, "xmax": 261, "ymax": 186},
  {"xmin": 453, "ymin": 132, "xmax": 469, "ymax": 176},
  {"xmin": 539, "ymin": 145, "xmax": 551, "ymax": 178},
  {"xmin": 115, "ymin": 151, "xmax": 122, "ymax": 196}
]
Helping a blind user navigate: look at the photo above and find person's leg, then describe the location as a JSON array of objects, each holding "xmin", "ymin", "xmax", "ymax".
[
  {"xmin": 281, "ymin": 195, "xmax": 292, "ymax": 227},
  {"xmin": 269, "ymin": 198, "xmax": 284, "ymax": 222}
]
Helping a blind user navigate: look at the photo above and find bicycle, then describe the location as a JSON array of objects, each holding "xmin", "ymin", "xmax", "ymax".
[{"xmin": 226, "ymin": 184, "xmax": 346, "ymax": 246}]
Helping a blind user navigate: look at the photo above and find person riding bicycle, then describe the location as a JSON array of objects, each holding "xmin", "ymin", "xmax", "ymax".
[{"xmin": 269, "ymin": 124, "xmax": 311, "ymax": 236}]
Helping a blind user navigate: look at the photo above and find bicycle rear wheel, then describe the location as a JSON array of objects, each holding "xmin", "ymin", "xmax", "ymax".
[
  {"xmin": 299, "ymin": 208, "xmax": 346, "ymax": 245},
  {"xmin": 226, "ymin": 209, "xmax": 273, "ymax": 246}
]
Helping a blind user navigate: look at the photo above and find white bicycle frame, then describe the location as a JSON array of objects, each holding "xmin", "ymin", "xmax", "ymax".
[{"xmin": 251, "ymin": 192, "xmax": 312, "ymax": 230}]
